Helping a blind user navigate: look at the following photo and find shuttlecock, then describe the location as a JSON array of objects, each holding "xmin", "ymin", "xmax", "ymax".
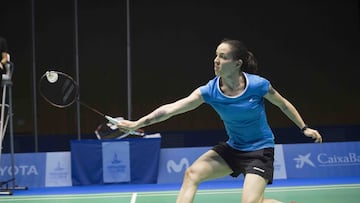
[{"xmin": 46, "ymin": 71, "xmax": 58, "ymax": 83}]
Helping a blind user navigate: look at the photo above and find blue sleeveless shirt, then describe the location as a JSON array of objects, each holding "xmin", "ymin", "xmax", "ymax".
[{"xmin": 199, "ymin": 73, "xmax": 274, "ymax": 151}]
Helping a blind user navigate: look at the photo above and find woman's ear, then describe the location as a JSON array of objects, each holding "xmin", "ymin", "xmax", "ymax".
[{"xmin": 237, "ymin": 59, "xmax": 243, "ymax": 67}]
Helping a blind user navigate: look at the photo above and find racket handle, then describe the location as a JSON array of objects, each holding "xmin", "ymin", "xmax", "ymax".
[
  {"xmin": 105, "ymin": 115, "xmax": 119, "ymax": 125},
  {"xmin": 116, "ymin": 130, "xmax": 145, "ymax": 139},
  {"xmin": 131, "ymin": 131, "xmax": 145, "ymax": 136},
  {"xmin": 105, "ymin": 115, "xmax": 145, "ymax": 137}
]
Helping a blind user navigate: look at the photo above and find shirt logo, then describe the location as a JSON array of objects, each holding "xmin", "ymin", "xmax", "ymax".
[{"xmin": 253, "ymin": 167, "xmax": 265, "ymax": 173}]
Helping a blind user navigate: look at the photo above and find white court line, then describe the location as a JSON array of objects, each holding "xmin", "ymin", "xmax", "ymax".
[
  {"xmin": 2, "ymin": 184, "xmax": 360, "ymax": 201},
  {"xmin": 133, "ymin": 184, "xmax": 360, "ymax": 197},
  {"xmin": 2, "ymin": 193, "xmax": 133, "ymax": 201},
  {"xmin": 130, "ymin": 193, "xmax": 137, "ymax": 203}
]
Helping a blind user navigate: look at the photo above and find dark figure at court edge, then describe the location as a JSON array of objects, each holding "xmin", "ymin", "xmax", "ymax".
[{"xmin": 0, "ymin": 36, "xmax": 10, "ymax": 76}]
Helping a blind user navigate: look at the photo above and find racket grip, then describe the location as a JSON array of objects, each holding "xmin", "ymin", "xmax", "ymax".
[
  {"xmin": 105, "ymin": 115, "xmax": 145, "ymax": 137},
  {"xmin": 131, "ymin": 131, "xmax": 145, "ymax": 136},
  {"xmin": 105, "ymin": 115, "xmax": 119, "ymax": 125},
  {"xmin": 116, "ymin": 130, "xmax": 144, "ymax": 139}
]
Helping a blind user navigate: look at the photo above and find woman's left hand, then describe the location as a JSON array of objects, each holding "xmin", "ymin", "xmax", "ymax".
[{"xmin": 303, "ymin": 128, "xmax": 322, "ymax": 143}]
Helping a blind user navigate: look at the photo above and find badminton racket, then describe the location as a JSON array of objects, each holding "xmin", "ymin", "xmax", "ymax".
[{"xmin": 38, "ymin": 70, "xmax": 144, "ymax": 139}]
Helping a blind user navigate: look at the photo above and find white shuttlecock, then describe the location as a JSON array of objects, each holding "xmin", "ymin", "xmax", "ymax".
[{"xmin": 46, "ymin": 71, "xmax": 58, "ymax": 83}]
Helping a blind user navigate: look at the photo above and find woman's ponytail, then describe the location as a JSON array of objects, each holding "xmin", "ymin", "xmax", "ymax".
[{"xmin": 242, "ymin": 51, "xmax": 258, "ymax": 74}]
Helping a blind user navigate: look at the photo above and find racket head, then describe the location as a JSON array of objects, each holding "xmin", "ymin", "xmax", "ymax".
[
  {"xmin": 95, "ymin": 122, "xmax": 124, "ymax": 140},
  {"xmin": 39, "ymin": 71, "xmax": 78, "ymax": 108}
]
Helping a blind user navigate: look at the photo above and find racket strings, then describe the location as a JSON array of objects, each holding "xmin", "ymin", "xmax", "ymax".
[{"xmin": 61, "ymin": 79, "xmax": 76, "ymax": 104}]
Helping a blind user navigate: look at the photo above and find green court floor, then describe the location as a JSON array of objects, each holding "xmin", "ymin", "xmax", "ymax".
[{"xmin": 2, "ymin": 184, "xmax": 360, "ymax": 203}]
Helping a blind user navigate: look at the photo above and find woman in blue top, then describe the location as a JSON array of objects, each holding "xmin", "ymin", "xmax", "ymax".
[{"xmin": 117, "ymin": 39, "xmax": 322, "ymax": 203}]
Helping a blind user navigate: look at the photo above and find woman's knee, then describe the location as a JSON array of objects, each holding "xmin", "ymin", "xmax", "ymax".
[{"xmin": 183, "ymin": 166, "xmax": 203, "ymax": 185}]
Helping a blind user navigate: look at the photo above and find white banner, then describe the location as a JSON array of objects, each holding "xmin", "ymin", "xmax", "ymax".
[
  {"xmin": 102, "ymin": 141, "xmax": 131, "ymax": 183},
  {"xmin": 45, "ymin": 152, "xmax": 72, "ymax": 187},
  {"xmin": 274, "ymin": 144, "xmax": 287, "ymax": 179}
]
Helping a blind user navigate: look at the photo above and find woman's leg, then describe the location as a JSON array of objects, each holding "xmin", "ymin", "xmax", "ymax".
[
  {"xmin": 242, "ymin": 173, "xmax": 283, "ymax": 203},
  {"xmin": 176, "ymin": 150, "xmax": 232, "ymax": 203}
]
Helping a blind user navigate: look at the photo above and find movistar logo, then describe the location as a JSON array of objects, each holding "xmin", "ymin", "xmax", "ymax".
[{"xmin": 167, "ymin": 158, "xmax": 189, "ymax": 173}]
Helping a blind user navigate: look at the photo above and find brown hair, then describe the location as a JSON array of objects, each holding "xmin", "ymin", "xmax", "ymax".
[{"xmin": 221, "ymin": 39, "xmax": 258, "ymax": 74}]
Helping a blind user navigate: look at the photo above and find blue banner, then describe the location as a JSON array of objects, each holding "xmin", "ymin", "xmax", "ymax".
[
  {"xmin": 71, "ymin": 136, "xmax": 161, "ymax": 185},
  {"xmin": 0, "ymin": 153, "xmax": 46, "ymax": 188},
  {"xmin": 283, "ymin": 142, "xmax": 360, "ymax": 178},
  {"xmin": 2, "ymin": 140, "xmax": 358, "ymax": 188}
]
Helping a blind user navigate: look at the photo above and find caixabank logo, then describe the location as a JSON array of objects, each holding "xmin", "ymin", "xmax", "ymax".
[
  {"xmin": 293, "ymin": 153, "xmax": 316, "ymax": 168},
  {"xmin": 317, "ymin": 153, "xmax": 360, "ymax": 166},
  {"xmin": 293, "ymin": 152, "xmax": 360, "ymax": 168},
  {"xmin": 284, "ymin": 142, "xmax": 360, "ymax": 178}
]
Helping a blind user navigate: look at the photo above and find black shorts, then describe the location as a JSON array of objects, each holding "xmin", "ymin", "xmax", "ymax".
[{"xmin": 212, "ymin": 142, "xmax": 274, "ymax": 184}]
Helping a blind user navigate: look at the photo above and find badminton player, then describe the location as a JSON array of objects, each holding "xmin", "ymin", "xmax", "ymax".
[{"xmin": 117, "ymin": 39, "xmax": 322, "ymax": 203}]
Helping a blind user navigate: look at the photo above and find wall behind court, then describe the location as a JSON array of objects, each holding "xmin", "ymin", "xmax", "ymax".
[{"xmin": 0, "ymin": 0, "xmax": 359, "ymax": 151}]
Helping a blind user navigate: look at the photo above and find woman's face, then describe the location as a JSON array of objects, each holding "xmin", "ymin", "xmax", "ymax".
[{"xmin": 213, "ymin": 43, "xmax": 241, "ymax": 77}]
